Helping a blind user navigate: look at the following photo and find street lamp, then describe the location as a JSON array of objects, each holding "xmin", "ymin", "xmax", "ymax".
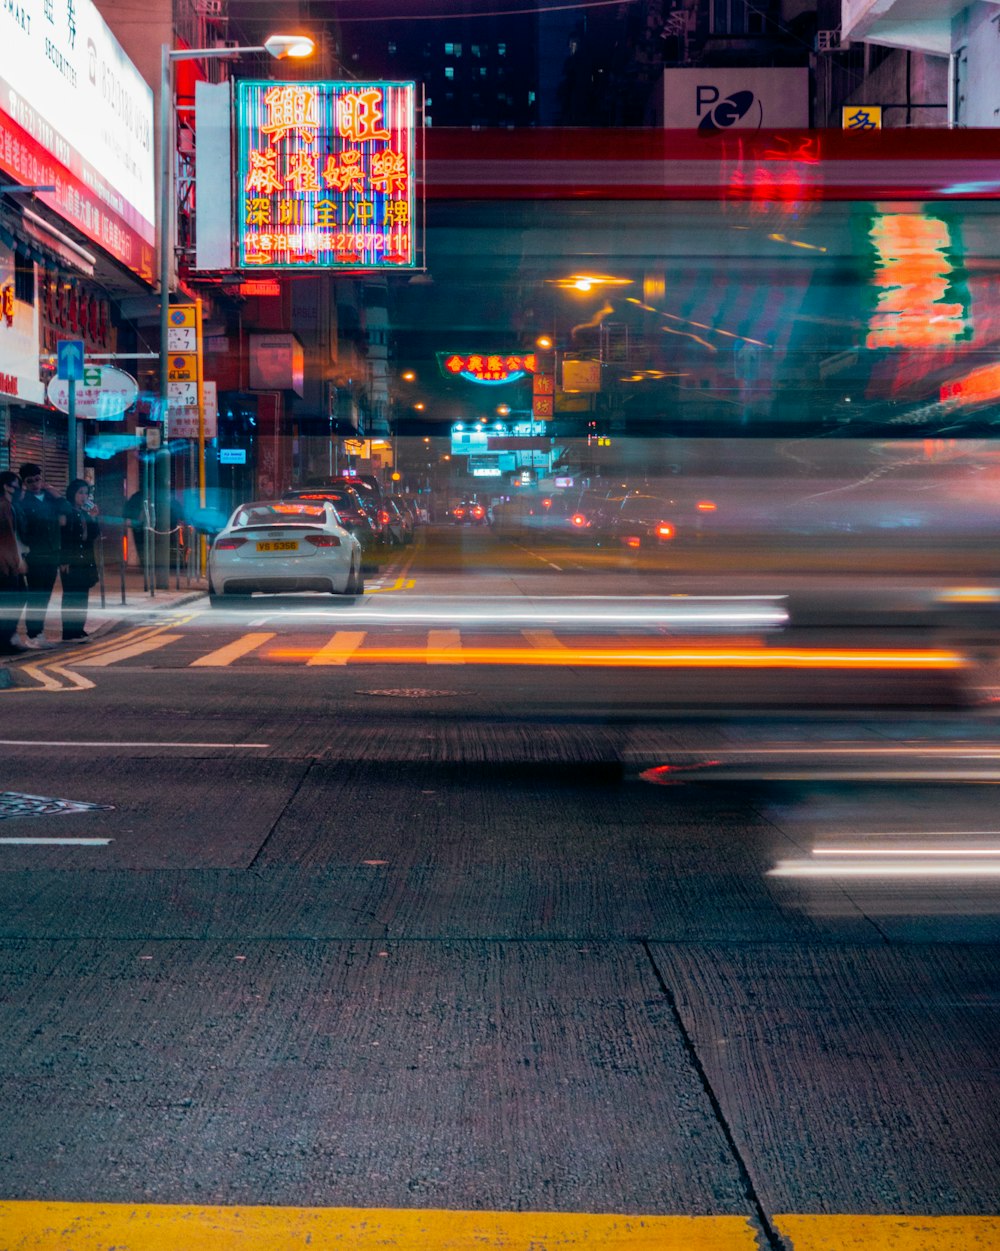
[{"xmin": 156, "ymin": 32, "xmax": 314, "ymax": 586}]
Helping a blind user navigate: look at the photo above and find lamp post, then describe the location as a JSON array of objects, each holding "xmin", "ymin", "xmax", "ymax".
[{"xmin": 156, "ymin": 33, "xmax": 313, "ymax": 587}]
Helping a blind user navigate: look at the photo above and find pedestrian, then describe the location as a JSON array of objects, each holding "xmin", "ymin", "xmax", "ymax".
[
  {"xmin": 60, "ymin": 479, "xmax": 100, "ymax": 643},
  {"xmin": 16, "ymin": 462, "xmax": 67, "ymax": 649},
  {"xmin": 0, "ymin": 470, "xmax": 28, "ymax": 657}
]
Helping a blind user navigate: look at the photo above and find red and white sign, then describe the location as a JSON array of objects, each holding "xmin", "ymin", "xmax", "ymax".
[
  {"xmin": 0, "ymin": 242, "xmax": 44, "ymax": 404},
  {"xmin": 0, "ymin": 0, "xmax": 155, "ymax": 280}
]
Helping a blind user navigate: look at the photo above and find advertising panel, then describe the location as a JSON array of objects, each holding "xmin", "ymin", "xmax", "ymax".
[
  {"xmin": 0, "ymin": 0, "xmax": 155, "ymax": 279},
  {"xmin": 661, "ymin": 69, "xmax": 809, "ymax": 130},
  {"xmin": 0, "ymin": 242, "xmax": 43, "ymax": 404},
  {"xmin": 236, "ymin": 80, "xmax": 416, "ymax": 270}
]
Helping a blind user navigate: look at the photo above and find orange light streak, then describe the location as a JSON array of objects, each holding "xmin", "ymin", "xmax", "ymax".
[{"xmin": 263, "ymin": 645, "xmax": 965, "ymax": 670}]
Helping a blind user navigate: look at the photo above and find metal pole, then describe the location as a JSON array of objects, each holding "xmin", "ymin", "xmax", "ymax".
[
  {"xmin": 67, "ymin": 376, "xmax": 77, "ymax": 478},
  {"xmin": 156, "ymin": 42, "xmax": 173, "ymax": 591}
]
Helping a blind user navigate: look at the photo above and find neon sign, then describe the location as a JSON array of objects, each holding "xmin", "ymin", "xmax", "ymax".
[
  {"xmin": 867, "ymin": 213, "xmax": 970, "ymax": 350},
  {"xmin": 438, "ymin": 353, "xmax": 538, "ymax": 385},
  {"xmin": 236, "ymin": 80, "xmax": 416, "ymax": 270}
]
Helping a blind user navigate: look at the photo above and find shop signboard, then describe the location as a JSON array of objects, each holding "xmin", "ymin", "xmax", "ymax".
[
  {"xmin": 236, "ymin": 80, "xmax": 416, "ymax": 270},
  {"xmin": 0, "ymin": 242, "xmax": 44, "ymax": 404},
  {"xmin": 0, "ymin": 0, "xmax": 155, "ymax": 280}
]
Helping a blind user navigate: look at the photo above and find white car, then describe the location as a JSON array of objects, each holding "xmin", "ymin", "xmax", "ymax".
[{"xmin": 208, "ymin": 500, "xmax": 364, "ymax": 603}]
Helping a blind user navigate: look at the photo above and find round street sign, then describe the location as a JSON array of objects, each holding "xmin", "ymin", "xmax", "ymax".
[{"xmin": 46, "ymin": 366, "xmax": 139, "ymax": 422}]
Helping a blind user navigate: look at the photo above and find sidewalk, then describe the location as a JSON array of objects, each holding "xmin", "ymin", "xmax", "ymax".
[{"xmin": 1, "ymin": 566, "xmax": 207, "ymax": 683}]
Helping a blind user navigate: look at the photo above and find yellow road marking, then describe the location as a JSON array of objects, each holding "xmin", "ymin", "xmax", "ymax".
[
  {"xmin": 0, "ymin": 1202, "xmax": 758, "ymax": 1250},
  {"xmin": 74, "ymin": 634, "xmax": 183, "ymax": 667},
  {"xmin": 428, "ymin": 627, "xmax": 463, "ymax": 663},
  {"xmin": 774, "ymin": 1214, "xmax": 1000, "ymax": 1249},
  {"xmin": 522, "ymin": 628, "xmax": 568, "ymax": 650},
  {"xmin": 306, "ymin": 630, "xmax": 368, "ymax": 666},
  {"xmin": 190, "ymin": 632, "xmax": 276, "ymax": 667}
]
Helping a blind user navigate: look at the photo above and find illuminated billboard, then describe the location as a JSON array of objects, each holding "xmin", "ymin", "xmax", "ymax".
[
  {"xmin": 0, "ymin": 0, "xmax": 155, "ymax": 279},
  {"xmin": 236, "ymin": 80, "xmax": 416, "ymax": 270},
  {"xmin": 438, "ymin": 353, "xmax": 538, "ymax": 384}
]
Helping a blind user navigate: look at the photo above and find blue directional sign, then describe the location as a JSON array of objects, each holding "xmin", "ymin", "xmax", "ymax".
[{"xmin": 56, "ymin": 339, "xmax": 85, "ymax": 381}]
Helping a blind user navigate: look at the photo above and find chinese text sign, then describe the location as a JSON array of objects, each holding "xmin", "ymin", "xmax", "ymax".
[{"xmin": 236, "ymin": 80, "xmax": 416, "ymax": 270}]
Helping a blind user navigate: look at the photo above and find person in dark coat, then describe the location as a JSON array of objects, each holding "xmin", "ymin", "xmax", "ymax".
[
  {"xmin": 59, "ymin": 479, "xmax": 100, "ymax": 643},
  {"xmin": 0, "ymin": 470, "xmax": 28, "ymax": 656},
  {"xmin": 16, "ymin": 462, "xmax": 67, "ymax": 649}
]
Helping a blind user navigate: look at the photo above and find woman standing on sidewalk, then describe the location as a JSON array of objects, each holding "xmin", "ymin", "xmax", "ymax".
[
  {"xmin": 0, "ymin": 470, "xmax": 28, "ymax": 656},
  {"xmin": 60, "ymin": 479, "xmax": 100, "ymax": 643}
]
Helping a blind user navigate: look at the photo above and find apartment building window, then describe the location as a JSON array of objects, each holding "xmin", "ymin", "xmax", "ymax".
[{"xmin": 710, "ymin": 0, "xmax": 766, "ymax": 36}]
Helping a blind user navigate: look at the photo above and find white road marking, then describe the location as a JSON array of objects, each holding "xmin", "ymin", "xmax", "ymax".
[
  {"xmin": 307, "ymin": 631, "xmax": 367, "ymax": 666},
  {"xmin": 0, "ymin": 740, "xmax": 269, "ymax": 748},
  {"xmin": 0, "ymin": 838, "xmax": 111, "ymax": 846},
  {"xmin": 190, "ymin": 632, "xmax": 276, "ymax": 667},
  {"xmin": 427, "ymin": 628, "xmax": 463, "ymax": 663}
]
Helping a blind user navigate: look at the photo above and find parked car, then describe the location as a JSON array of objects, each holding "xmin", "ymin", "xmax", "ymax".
[
  {"xmin": 379, "ymin": 496, "xmax": 410, "ymax": 546},
  {"xmin": 385, "ymin": 496, "xmax": 415, "ymax": 544},
  {"xmin": 208, "ymin": 500, "xmax": 363, "ymax": 602},
  {"xmin": 283, "ymin": 486, "xmax": 386, "ymax": 570}
]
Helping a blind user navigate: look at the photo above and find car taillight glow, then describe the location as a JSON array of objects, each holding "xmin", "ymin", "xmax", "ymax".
[
  {"xmin": 454, "ymin": 507, "xmax": 466, "ymax": 518},
  {"xmin": 471, "ymin": 506, "xmax": 484, "ymax": 518},
  {"xmin": 378, "ymin": 509, "xmax": 390, "ymax": 525},
  {"xmin": 571, "ymin": 513, "xmax": 588, "ymax": 527},
  {"xmin": 625, "ymin": 536, "xmax": 641, "ymax": 548},
  {"xmin": 306, "ymin": 534, "xmax": 341, "ymax": 547},
  {"xmin": 656, "ymin": 522, "xmax": 675, "ymax": 539},
  {"xmin": 214, "ymin": 537, "xmax": 247, "ymax": 550}
]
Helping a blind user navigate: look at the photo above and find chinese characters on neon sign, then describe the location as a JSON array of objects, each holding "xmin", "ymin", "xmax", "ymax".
[
  {"xmin": 237, "ymin": 81, "xmax": 416, "ymax": 270},
  {"xmin": 867, "ymin": 213, "xmax": 970, "ymax": 350},
  {"xmin": 439, "ymin": 353, "xmax": 539, "ymax": 384}
]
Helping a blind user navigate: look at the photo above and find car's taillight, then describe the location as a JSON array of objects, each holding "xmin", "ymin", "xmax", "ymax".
[
  {"xmin": 471, "ymin": 506, "xmax": 484, "ymax": 518},
  {"xmin": 306, "ymin": 534, "xmax": 341, "ymax": 547},
  {"xmin": 214, "ymin": 537, "xmax": 246, "ymax": 550},
  {"xmin": 454, "ymin": 507, "xmax": 465, "ymax": 518},
  {"xmin": 571, "ymin": 513, "xmax": 588, "ymax": 528},
  {"xmin": 656, "ymin": 522, "xmax": 675, "ymax": 539},
  {"xmin": 378, "ymin": 509, "xmax": 390, "ymax": 525}
]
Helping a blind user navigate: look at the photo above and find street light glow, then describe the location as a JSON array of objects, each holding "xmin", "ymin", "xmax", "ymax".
[{"xmin": 263, "ymin": 34, "xmax": 315, "ymax": 59}]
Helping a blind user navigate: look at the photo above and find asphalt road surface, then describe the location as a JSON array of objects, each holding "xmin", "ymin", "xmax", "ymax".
[{"xmin": 1, "ymin": 527, "xmax": 998, "ymax": 1249}]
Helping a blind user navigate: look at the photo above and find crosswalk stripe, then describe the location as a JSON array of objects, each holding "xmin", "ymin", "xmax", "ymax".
[
  {"xmin": 522, "ymin": 628, "xmax": 568, "ymax": 650},
  {"xmin": 0, "ymin": 1202, "xmax": 759, "ymax": 1249},
  {"xmin": 427, "ymin": 627, "xmax": 463, "ymax": 663},
  {"xmin": 74, "ymin": 634, "xmax": 183, "ymax": 667},
  {"xmin": 190, "ymin": 632, "xmax": 276, "ymax": 668},
  {"xmin": 306, "ymin": 630, "xmax": 368, "ymax": 666}
]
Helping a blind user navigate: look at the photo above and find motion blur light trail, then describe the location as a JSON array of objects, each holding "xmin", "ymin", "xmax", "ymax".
[
  {"xmin": 771, "ymin": 835, "xmax": 1000, "ymax": 878},
  {"xmin": 266, "ymin": 643, "xmax": 965, "ymax": 669}
]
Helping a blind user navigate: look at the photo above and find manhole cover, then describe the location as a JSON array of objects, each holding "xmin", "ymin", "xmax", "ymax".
[{"xmin": 357, "ymin": 688, "xmax": 463, "ymax": 698}]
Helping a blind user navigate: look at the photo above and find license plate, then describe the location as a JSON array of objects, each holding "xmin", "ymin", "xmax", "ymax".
[{"xmin": 256, "ymin": 540, "xmax": 298, "ymax": 552}]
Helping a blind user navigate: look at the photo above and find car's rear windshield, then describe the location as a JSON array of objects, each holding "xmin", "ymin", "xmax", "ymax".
[{"xmin": 233, "ymin": 503, "xmax": 330, "ymax": 528}]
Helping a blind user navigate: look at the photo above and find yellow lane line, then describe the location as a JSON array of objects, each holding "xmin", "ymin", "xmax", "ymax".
[
  {"xmin": 190, "ymin": 632, "xmax": 276, "ymax": 667},
  {"xmin": 428, "ymin": 627, "xmax": 463, "ymax": 663},
  {"xmin": 774, "ymin": 1214, "xmax": 1000, "ymax": 1249},
  {"xmin": 74, "ymin": 634, "xmax": 184, "ymax": 667},
  {"xmin": 305, "ymin": 630, "xmax": 368, "ymax": 666},
  {"xmin": 0, "ymin": 1203, "xmax": 759, "ymax": 1250}
]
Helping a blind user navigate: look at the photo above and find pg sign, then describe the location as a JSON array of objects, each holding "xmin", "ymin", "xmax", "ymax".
[{"xmin": 236, "ymin": 80, "xmax": 416, "ymax": 270}]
